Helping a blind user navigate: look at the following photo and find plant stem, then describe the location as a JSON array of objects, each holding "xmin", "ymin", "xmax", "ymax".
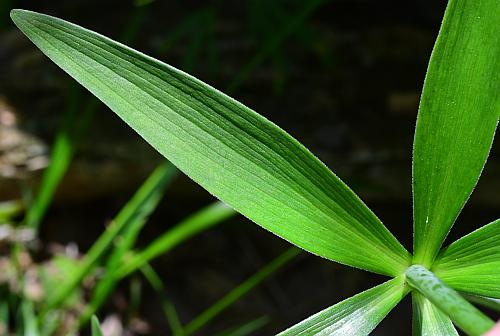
[
  {"xmin": 405, "ymin": 265, "xmax": 494, "ymax": 336},
  {"xmin": 179, "ymin": 248, "xmax": 300, "ymax": 336}
]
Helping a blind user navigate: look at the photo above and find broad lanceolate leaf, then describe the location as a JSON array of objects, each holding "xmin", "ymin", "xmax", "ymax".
[
  {"xmin": 412, "ymin": 0, "xmax": 500, "ymax": 266},
  {"xmin": 278, "ymin": 276, "xmax": 408, "ymax": 336},
  {"xmin": 412, "ymin": 292, "xmax": 458, "ymax": 336},
  {"xmin": 433, "ymin": 219, "xmax": 500, "ymax": 298},
  {"xmin": 11, "ymin": 10, "xmax": 411, "ymax": 275}
]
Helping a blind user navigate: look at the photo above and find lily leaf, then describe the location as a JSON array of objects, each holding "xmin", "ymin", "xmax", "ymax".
[
  {"xmin": 433, "ymin": 219, "xmax": 500, "ymax": 298},
  {"xmin": 278, "ymin": 276, "xmax": 408, "ymax": 336},
  {"xmin": 412, "ymin": 292, "xmax": 458, "ymax": 336},
  {"xmin": 412, "ymin": 0, "xmax": 500, "ymax": 266},
  {"xmin": 10, "ymin": 9, "xmax": 411, "ymax": 276}
]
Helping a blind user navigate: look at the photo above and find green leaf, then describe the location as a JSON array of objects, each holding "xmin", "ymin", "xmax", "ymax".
[
  {"xmin": 90, "ymin": 316, "xmax": 104, "ymax": 336},
  {"xmin": 20, "ymin": 300, "xmax": 39, "ymax": 336},
  {"xmin": 78, "ymin": 164, "xmax": 176, "ymax": 328},
  {"xmin": 10, "ymin": 9, "xmax": 411, "ymax": 276},
  {"xmin": 44, "ymin": 161, "xmax": 176, "ymax": 311},
  {"xmin": 433, "ymin": 219, "xmax": 500, "ymax": 298},
  {"xmin": 0, "ymin": 302, "xmax": 8, "ymax": 335},
  {"xmin": 0, "ymin": 200, "xmax": 23, "ymax": 222},
  {"xmin": 278, "ymin": 276, "xmax": 408, "ymax": 336},
  {"xmin": 412, "ymin": 292, "xmax": 458, "ymax": 336},
  {"xmin": 140, "ymin": 264, "xmax": 183, "ymax": 335},
  {"xmin": 405, "ymin": 265, "xmax": 494, "ymax": 336},
  {"xmin": 117, "ymin": 201, "xmax": 236, "ymax": 279},
  {"xmin": 226, "ymin": 0, "xmax": 327, "ymax": 94},
  {"xmin": 181, "ymin": 248, "xmax": 299, "ymax": 336},
  {"xmin": 461, "ymin": 294, "xmax": 500, "ymax": 313},
  {"xmin": 412, "ymin": 0, "xmax": 500, "ymax": 266},
  {"xmin": 214, "ymin": 316, "xmax": 269, "ymax": 336},
  {"xmin": 24, "ymin": 7, "xmax": 149, "ymax": 232}
]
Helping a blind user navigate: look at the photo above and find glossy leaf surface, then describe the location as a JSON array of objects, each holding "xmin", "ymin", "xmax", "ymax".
[
  {"xmin": 11, "ymin": 9, "xmax": 411, "ymax": 276},
  {"xmin": 433, "ymin": 219, "xmax": 500, "ymax": 298},
  {"xmin": 278, "ymin": 277, "xmax": 408, "ymax": 336},
  {"xmin": 412, "ymin": 0, "xmax": 500, "ymax": 266}
]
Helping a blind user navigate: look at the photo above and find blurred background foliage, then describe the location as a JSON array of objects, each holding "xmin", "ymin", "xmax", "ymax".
[{"xmin": 0, "ymin": 0, "xmax": 498, "ymax": 335}]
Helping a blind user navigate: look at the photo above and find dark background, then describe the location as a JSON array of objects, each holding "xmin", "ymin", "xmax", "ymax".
[{"xmin": 1, "ymin": 0, "xmax": 498, "ymax": 335}]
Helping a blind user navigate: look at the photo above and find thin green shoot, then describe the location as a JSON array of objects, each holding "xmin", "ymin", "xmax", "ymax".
[
  {"xmin": 116, "ymin": 201, "xmax": 235, "ymax": 279},
  {"xmin": 140, "ymin": 263, "xmax": 183, "ymax": 335},
  {"xmin": 226, "ymin": 0, "xmax": 327, "ymax": 94},
  {"xmin": 90, "ymin": 315, "xmax": 104, "ymax": 336},
  {"xmin": 0, "ymin": 200, "xmax": 23, "ymax": 222},
  {"xmin": 179, "ymin": 248, "xmax": 300, "ymax": 336},
  {"xmin": 43, "ymin": 162, "xmax": 176, "ymax": 312},
  {"xmin": 214, "ymin": 316, "xmax": 270, "ymax": 336}
]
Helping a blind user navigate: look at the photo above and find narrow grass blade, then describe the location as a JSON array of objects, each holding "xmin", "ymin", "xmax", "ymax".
[
  {"xmin": 226, "ymin": 0, "xmax": 327, "ymax": 94},
  {"xmin": 405, "ymin": 265, "xmax": 494, "ymax": 336},
  {"xmin": 79, "ymin": 201, "xmax": 232, "ymax": 331},
  {"xmin": 0, "ymin": 302, "xmax": 8, "ymax": 335},
  {"xmin": 20, "ymin": 300, "xmax": 39, "ymax": 336},
  {"xmin": 156, "ymin": 8, "xmax": 212, "ymax": 55},
  {"xmin": 278, "ymin": 276, "xmax": 408, "ymax": 336},
  {"xmin": 11, "ymin": 9, "xmax": 411, "ymax": 276},
  {"xmin": 91, "ymin": 316, "xmax": 104, "ymax": 336},
  {"xmin": 128, "ymin": 276, "xmax": 142, "ymax": 319},
  {"xmin": 44, "ymin": 162, "xmax": 176, "ymax": 311},
  {"xmin": 23, "ymin": 91, "xmax": 77, "ymax": 231},
  {"xmin": 412, "ymin": 0, "xmax": 500, "ymax": 266},
  {"xmin": 433, "ymin": 219, "xmax": 500, "ymax": 298},
  {"xmin": 412, "ymin": 292, "xmax": 458, "ymax": 336},
  {"xmin": 140, "ymin": 263, "xmax": 183, "ymax": 335},
  {"xmin": 181, "ymin": 248, "xmax": 300, "ymax": 336},
  {"xmin": 215, "ymin": 316, "xmax": 269, "ymax": 336},
  {"xmin": 77, "ymin": 164, "xmax": 172, "ymax": 328},
  {"xmin": 0, "ymin": 200, "xmax": 23, "ymax": 221},
  {"xmin": 117, "ymin": 201, "xmax": 235, "ymax": 278}
]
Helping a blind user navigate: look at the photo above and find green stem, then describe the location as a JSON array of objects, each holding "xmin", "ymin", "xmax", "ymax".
[
  {"xmin": 179, "ymin": 248, "xmax": 300, "ymax": 336},
  {"xmin": 405, "ymin": 265, "xmax": 494, "ymax": 336}
]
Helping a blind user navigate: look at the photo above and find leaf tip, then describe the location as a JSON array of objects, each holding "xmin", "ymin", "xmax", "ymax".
[
  {"xmin": 11, "ymin": 9, "xmax": 43, "ymax": 28},
  {"xmin": 10, "ymin": 9, "xmax": 29, "ymax": 26}
]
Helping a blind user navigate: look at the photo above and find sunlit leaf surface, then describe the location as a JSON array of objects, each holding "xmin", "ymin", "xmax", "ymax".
[
  {"xmin": 10, "ymin": 9, "xmax": 411, "ymax": 276},
  {"xmin": 433, "ymin": 219, "xmax": 500, "ymax": 298},
  {"xmin": 412, "ymin": 0, "xmax": 500, "ymax": 266},
  {"xmin": 278, "ymin": 277, "xmax": 408, "ymax": 336}
]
